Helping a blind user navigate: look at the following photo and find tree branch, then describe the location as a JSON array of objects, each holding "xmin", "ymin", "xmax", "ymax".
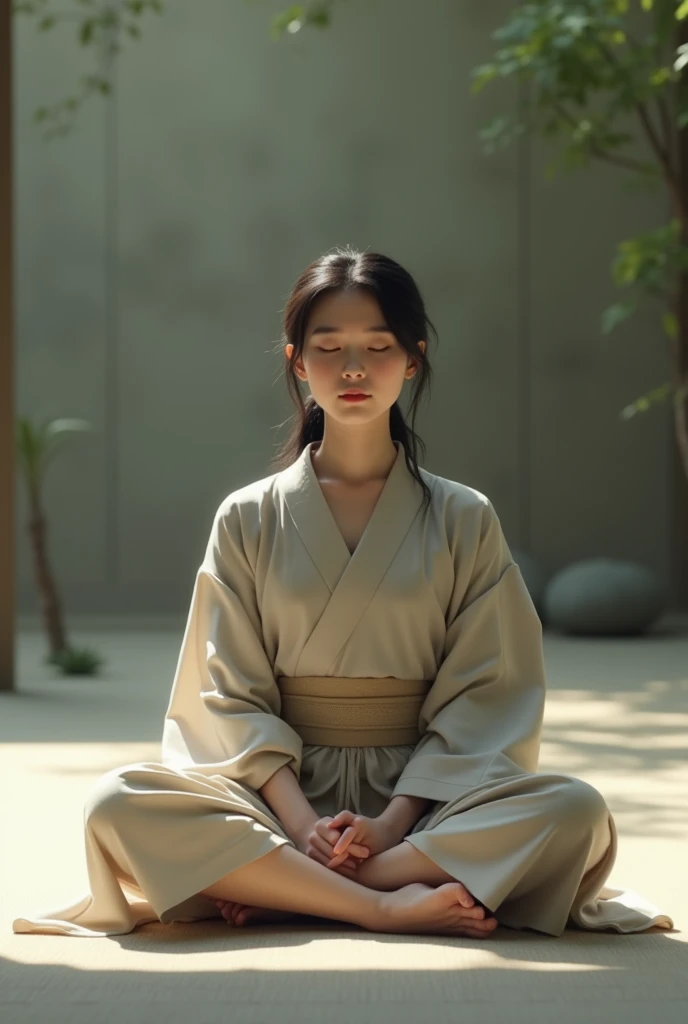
[
  {"xmin": 595, "ymin": 37, "xmax": 678, "ymax": 183},
  {"xmin": 657, "ymin": 93, "xmax": 674, "ymax": 167},
  {"xmin": 635, "ymin": 97, "xmax": 672, "ymax": 169},
  {"xmin": 552, "ymin": 101, "xmax": 661, "ymax": 174}
]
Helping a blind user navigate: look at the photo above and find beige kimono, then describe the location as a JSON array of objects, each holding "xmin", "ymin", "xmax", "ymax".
[{"xmin": 12, "ymin": 441, "xmax": 674, "ymax": 938}]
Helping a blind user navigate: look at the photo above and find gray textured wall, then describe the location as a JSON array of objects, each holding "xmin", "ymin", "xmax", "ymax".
[{"xmin": 14, "ymin": 0, "xmax": 674, "ymax": 619}]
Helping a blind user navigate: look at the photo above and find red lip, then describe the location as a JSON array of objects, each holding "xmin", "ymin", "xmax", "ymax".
[{"xmin": 339, "ymin": 394, "xmax": 371, "ymax": 401}]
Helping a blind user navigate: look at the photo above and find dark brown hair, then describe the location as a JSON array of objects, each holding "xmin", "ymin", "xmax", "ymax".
[{"xmin": 268, "ymin": 245, "xmax": 439, "ymax": 514}]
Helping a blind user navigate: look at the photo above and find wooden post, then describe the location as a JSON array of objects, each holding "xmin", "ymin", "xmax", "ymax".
[{"xmin": 0, "ymin": 0, "xmax": 14, "ymax": 691}]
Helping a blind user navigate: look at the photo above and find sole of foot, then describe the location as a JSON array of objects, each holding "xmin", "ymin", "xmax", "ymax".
[
  {"xmin": 375, "ymin": 881, "xmax": 499, "ymax": 937},
  {"xmin": 213, "ymin": 898, "xmax": 300, "ymax": 927}
]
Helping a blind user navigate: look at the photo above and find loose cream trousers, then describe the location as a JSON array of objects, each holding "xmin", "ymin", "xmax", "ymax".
[{"xmin": 12, "ymin": 746, "xmax": 673, "ymax": 938}]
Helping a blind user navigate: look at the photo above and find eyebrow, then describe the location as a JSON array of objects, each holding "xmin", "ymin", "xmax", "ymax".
[{"xmin": 310, "ymin": 325, "xmax": 392, "ymax": 335}]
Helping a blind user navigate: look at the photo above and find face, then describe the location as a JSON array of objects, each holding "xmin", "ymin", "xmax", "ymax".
[{"xmin": 286, "ymin": 289, "xmax": 425, "ymax": 423}]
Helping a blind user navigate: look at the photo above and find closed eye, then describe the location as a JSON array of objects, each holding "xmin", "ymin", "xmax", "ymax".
[{"xmin": 317, "ymin": 347, "xmax": 390, "ymax": 353}]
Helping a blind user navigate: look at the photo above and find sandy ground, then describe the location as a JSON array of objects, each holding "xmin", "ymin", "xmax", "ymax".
[{"xmin": 1, "ymin": 618, "xmax": 686, "ymax": 1024}]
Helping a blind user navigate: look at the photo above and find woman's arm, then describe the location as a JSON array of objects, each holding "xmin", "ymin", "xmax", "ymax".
[
  {"xmin": 259, "ymin": 763, "xmax": 319, "ymax": 841},
  {"xmin": 378, "ymin": 794, "xmax": 431, "ymax": 841}
]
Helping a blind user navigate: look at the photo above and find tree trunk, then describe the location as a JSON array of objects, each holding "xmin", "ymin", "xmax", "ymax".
[
  {"xmin": 676, "ymin": 20, "xmax": 688, "ymax": 484},
  {"xmin": 27, "ymin": 487, "xmax": 68, "ymax": 656},
  {"xmin": 675, "ymin": 274, "xmax": 688, "ymax": 482}
]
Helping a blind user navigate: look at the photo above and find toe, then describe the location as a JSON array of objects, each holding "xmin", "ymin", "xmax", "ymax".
[{"xmin": 456, "ymin": 883, "xmax": 475, "ymax": 907}]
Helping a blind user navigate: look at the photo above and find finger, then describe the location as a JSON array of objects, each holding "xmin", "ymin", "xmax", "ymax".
[
  {"xmin": 329, "ymin": 846, "xmax": 369, "ymax": 869},
  {"xmin": 316, "ymin": 818, "xmax": 349, "ymax": 846},
  {"xmin": 332, "ymin": 825, "xmax": 359, "ymax": 856},
  {"xmin": 309, "ymin": 843, "xmax": 358, "ymax": 872},
  {"xmin": 327, "ymin": 849, "xmax": 352, "ymax": 869},
  {"xmin": 328, "ymin": 810, "xmax": 354, "ymax": 828},
  {"xmin": 306, "ymin": 844, "xmax": 337, "ymax": 869},
  {"xmin": 346, "ymin": 841, "xmax": 370, "ymax": 858},
  {"xmin": 311, "ymin": 833, "xmax": 368, "ymax": 861},
  {"xmin": 309, "ymin": 834, "xmax": 340, "ymax": 861}
]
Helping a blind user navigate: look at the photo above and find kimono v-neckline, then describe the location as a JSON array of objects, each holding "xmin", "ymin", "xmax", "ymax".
[
  {"xmin": 307, "ymin": 443, "xmax": 398, "ymax": 557},
  {"xmin": 278, "ymin": 440, "xmax": 425, "ymax": 676}
]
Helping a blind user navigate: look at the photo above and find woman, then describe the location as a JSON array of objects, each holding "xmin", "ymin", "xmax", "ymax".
[{"xmin": 13, "ymin": 247, "xmax": 673, "ymax": 939}]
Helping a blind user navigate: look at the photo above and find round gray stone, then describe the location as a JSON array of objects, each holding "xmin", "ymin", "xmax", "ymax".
[{"xmin": 543, "ymin": 558, "xmax": 668, "ymax": 636}]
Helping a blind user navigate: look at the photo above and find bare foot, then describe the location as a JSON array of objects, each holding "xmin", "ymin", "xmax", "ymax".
[
  {"xmin": 373, "ymin": 882, "xmax": 500, "ymax": 938},
  {"xmin": 212, "ymin": 898, "xmax": 299, "ymax": 927}
]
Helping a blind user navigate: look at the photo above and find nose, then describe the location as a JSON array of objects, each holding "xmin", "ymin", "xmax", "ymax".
[{"xmin": 342, "ymin": 358, "xmax": 366, "ymax": 376}]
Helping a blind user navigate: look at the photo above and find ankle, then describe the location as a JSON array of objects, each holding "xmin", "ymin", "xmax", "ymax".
[{"xmin": 357, "ymin": 888, "xmax": 388, "ymax": 932}]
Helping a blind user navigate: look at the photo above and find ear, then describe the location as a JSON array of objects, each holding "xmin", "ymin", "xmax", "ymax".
[
  {"xmin": 406, "ymin": 339, "xmax": 426, "ymax": 377},
  {"xmin": 289, "ymin": 354, "xmax": 307, "ymax": 381}
]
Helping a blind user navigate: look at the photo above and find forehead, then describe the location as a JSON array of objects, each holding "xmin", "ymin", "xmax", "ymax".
[{"xmin": 306, "ymin": 289, "xmax": 386, "ymax": 331}]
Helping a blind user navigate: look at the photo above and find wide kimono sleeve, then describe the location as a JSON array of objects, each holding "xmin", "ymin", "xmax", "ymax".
[
  {"xmin": 161, "ymin": 495, "xmax": 304, "ymax": 791},
  {"xmin": 391, "ymin": 496, "xmax": 546, "ymax": 804}
]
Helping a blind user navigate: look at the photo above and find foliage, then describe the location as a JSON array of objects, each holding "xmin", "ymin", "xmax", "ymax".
[
  {"xmin": 245, "ymin": 0, "xmax": 343, "ymax": 40},
  {"xmin": 18, "ymin": 0, "xmax": 688, "ymax": 433},
  {"xmin": 267, "ymin": 2, "xmax": 688, "ymax": 427},
  {"xmin": 15, "ymin": 417, "xmax": 91, "ymax": 495},
  {"xmin": 47, "ymin": 645, "xmax": 105, "ymax": 675},
  {"xmin": 468, "ymin": 0, "xmax": 688, "ymax": 420},
  {"xmin": 12, "ymin": 0, "xmax": 165, "ymax": 138}
]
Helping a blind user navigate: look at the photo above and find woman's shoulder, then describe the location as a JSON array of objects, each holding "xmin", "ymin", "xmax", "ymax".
[
  {"xmin": 419, "ymin": 464, "xmax": 494, "ymax": 516},
  {"xmin": 212, "ymin": 468, "xmax": 281, "ymax": 524}
]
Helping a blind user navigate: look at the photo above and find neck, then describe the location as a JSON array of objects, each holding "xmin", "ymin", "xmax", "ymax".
[{"xmin": 310, "ymin": 435, "xmax": 398, "ymax": 486}]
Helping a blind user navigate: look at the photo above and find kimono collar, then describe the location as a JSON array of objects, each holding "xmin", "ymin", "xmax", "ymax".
[{"xmin": 276, "ymin": 440, "xmax": 426, "ymax": 676}]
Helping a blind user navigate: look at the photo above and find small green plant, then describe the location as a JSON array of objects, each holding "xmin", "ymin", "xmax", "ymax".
[
  {"xmin": 48, "ymin": 646, "xmax": 105, "ymax": 676},
  {"xmin": 16, "ymin": 416, "xmax": 103, "ymax": 676}
]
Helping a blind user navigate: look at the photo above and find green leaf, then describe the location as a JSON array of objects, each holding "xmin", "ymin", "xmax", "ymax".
[
  {"xmin": 677, "ymin": 1, "xmax": 688, "ymax": 20},
  {"xmin": 601, "ymin": 299, "xmax": 637, "ymax": 334},
  {"xmin": 307, "ymin": 5, "xmax": 331, "ymax": 30},
  {"xmin": 662, "ymin": 311, "xmax": 678, "ymax": 339},
  {"xmin": 675, "ymin": 43, "xmax": 688, "ymax": 71},
  {"xmin": 649, "ymin": 67, "xmax": 672, "ymax": 86},
  {"xmin": 620, "ymin": 383, "xmax": 673, "ymax": 419},
  {"xmin": 15, "ymin": 417, "xmax": 92, "ymax": 490},
  {"xmin": 610, "ymin": 220, "xmax": 688, "ymax": 294},
  {"xmin": 471, "ymin": 64, "xmax": 499, "ymax": 93},
  {"xmin": 79, "ymin": 20, "xmax": 94, "ymax": 45},
  {"xmin": 270, "ymin": 4, "xmax": 305, "ymax": 40},
  {"xmin": 44, "ymin": 418, "xmax": 92, "ymax": 443}
]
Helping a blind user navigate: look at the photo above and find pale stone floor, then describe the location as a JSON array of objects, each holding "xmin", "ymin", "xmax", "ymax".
[{"xmin": 1, "ymin": 616, "xmax": 687, "ymax": 1024}]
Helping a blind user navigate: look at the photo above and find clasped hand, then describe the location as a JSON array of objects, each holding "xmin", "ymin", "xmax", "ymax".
[{"xmin": 298, "ymin": 810, "xmax": 400, "ymax": 876}]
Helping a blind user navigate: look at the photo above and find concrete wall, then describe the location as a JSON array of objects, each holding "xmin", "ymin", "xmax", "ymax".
[{"xmin": 13, "ymin": 0, "xmax": 677, "ymax": 619}]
